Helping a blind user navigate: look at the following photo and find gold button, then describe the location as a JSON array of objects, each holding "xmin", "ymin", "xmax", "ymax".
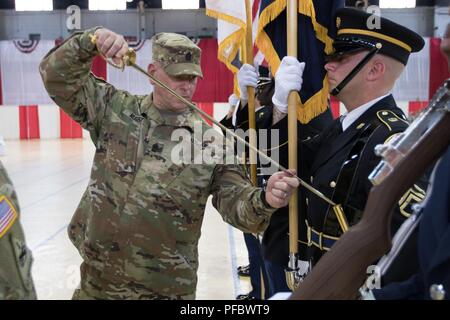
[
  {"xmin": 430, "ymin": 284, "xmax": 446, "ymax": 300},
  {"xmin": 330, "ymin": 181, "xmax": 336, "ymax": 188},
  {"xmin": 356, "ymin": 123, "xmax": 365, "ymax": 129},
  {"xmin": 382, "ymin": 111, "xmax": 388, "ymax": 116},
  {"xmin": 310, "ymin": 176, "xmax": 314, "ymax": 183},
  {"xmin": 306, "ymin": 198, "xmax": 309, "ymax": 206}
]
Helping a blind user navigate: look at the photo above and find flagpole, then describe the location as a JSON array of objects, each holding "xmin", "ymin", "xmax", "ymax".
[
  {"xmin": 244, "ymin": 0, "xmax": 266, "ymax": 300},
  {"xmin": 286, "ymin": 0, "xmax": 301, "ymax": 291},
  {"xmin": 244, "ymin": 0, "xmax": 258, "ymax": 186}
]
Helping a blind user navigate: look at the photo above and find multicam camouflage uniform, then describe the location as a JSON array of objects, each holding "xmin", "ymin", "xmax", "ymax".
[
  {"xmin": 0, "ymin": 161, "xmax": 36, "ymax": 300},
  {"xmin": 39, "ymin": 28, "xmax": 275, "ymax": 300}
]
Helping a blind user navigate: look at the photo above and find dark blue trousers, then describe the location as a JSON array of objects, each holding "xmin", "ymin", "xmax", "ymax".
[
  {"xmin": 243, "ymin": 233, "xmax": 269, "ymax": 299},
  {"xmin": 264, "ymin": 260, "xmax": 291, "ymax": 297}
]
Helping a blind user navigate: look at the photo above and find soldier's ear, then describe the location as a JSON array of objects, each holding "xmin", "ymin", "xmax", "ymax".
[
  {"xmin": 367, "ymin": 59, "xmax": 385, "ymax": 82},
  {"xmin": 148, "ymin": 63, "xmax": 157, "ymax": 85}
]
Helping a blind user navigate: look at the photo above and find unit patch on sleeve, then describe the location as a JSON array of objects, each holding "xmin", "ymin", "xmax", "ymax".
[{"xmin": 0, "ymin": 195, "xmax": 18, "ymax": 238}]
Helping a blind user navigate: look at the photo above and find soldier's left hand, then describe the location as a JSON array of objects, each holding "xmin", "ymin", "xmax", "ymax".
[{"xmin": 265, "ymin": 170, "xmax": 299, "ymax": 208}]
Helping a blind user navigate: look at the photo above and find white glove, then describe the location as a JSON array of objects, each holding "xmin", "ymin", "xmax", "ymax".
[
  {"xmin": 228, "ymin": 93, "xmax": 240, "ymax": 107},
  {"xmin": 272, "ymin": 56, "xmax": 305, "ymax": 113},
  {"xmin": 237, "ymin": 64, "xmax": 258, "ymax": 100}
]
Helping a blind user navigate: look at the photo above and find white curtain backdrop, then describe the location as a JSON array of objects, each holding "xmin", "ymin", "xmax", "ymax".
[
  {"xmin": 37, "ymin": 104, "xmax": 60, "ymax": 139},
  {"xmin": 392, "ymin": 37, "xmax": 430, "ymax": 101},
  {"xmin": 107, "ymin": 39, "xmax": 154, "ymax": 96},
  {"xmin": 0, "ymin": 40, "xmax": 55, "ymax": 105},
  {"xmin": 0, "ymin": 106, "xmax": 20, "ymax": 139}
]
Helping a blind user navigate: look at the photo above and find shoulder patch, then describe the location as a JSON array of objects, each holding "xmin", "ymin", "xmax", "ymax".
[
  {"xmin": 376, "ymin": 110, "xmax": 409, "ymax": 132},
  {"xmin": 0, "ymin": 195, "xmax": 18, "ymax": 238}
]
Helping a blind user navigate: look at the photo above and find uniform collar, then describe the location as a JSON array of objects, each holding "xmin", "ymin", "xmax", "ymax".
[
  {"xmin": 310, "ymin": 94, "xmax": 399, "ymax": 173},
  {"xmin": 142, "ymin": 94, "xmax": 203, "ymax": 128},
  {"xmin": 341, "ymin": 93, "xmax": 390, "ymax": 131}
]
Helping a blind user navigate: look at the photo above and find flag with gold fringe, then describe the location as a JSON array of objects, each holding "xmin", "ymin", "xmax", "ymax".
[
  {"xmin": 256, "ymin": 0, "xmax": 344, "ymax": 123},
  {"xmin": 205, "ymin": 0, "xmax": 248, "ymax": 96}
]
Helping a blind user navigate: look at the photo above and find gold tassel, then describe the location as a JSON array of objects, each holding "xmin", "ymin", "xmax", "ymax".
[
  {"xmin": 297, "ymin": 78, "xmax": 330, "ymax": 124},
  {"xmin": 298, "ymin": 0, "xmax": 334, "ymax": 54},
  {"xmin": 206, "ymin": 9, "xmax": 246, "ymax": 28},
  {"xmin": 217, "ymin": 31, "xmax": 244, "ymax": 73},
  {"xmin": 255, "ymin": 0, "xmax": 286, "ymax": 74}
]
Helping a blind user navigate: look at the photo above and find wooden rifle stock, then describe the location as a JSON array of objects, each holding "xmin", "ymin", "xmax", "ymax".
[{"xmin": 290, "ymin": 87, "xmax": 450, "ymax": 300}]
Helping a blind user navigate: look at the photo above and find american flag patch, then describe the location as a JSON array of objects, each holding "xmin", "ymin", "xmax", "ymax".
[{"xmin": 0, "ymin": 195, "xmax": 18, "ymax": 238}]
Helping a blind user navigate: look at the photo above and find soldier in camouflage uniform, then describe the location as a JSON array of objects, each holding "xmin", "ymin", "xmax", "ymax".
[
  {"xmin": 39, "ymin": 27, "xmax": 299, "ymax": 300},
  {"xmin": 0, "ymin": 161, "xmax": 36, "ymax": 300}
]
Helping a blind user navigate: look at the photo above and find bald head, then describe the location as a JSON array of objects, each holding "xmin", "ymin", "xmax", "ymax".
[
  {"xmin": 355, "ymin": 52, "xmax": 404, "ymax": 97},
  {"xmin": 375, "ymin": 54, "xmax": 405, "ymax": 90}
]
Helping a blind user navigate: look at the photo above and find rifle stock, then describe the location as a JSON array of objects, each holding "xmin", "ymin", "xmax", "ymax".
[{"xmin": 290, "ymin": 93, "xmax": 450, "ymax": 300}]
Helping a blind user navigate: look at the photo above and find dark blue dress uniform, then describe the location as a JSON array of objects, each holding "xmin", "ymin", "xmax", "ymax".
[
  {"xmin": 235, "ymin": 102, "xmax": 333, "ymax": 295},
  {"xmin": 373, "ymin": 145, "xmax": 450, "ymax": 300},
  {"xmin": 301, "ymin": 96, "xmax": 426, "ymax": 265},
  {"xmin": 299, "ymin": 7, "xmax": 428, "ymax": 267}
]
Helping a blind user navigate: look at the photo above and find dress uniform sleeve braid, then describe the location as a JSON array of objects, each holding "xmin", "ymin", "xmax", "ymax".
[
  {"xmin": 210, "ymin": 164, "xmax": 275, "ymax": 234},
  {"xmin": 383, "ymin": 133, "xmax": 428, "ymax": 221},
  {"xmin": 39, "ymin": 27, "xmax": 116, "ymax": 144}
]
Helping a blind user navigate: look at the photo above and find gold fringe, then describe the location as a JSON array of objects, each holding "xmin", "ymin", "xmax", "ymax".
[
  {"xmin": 233, "ymin": 74, "xmax": 240, "ymax": 97},
  {"xmin": 298, "ymin": 0, "xmax": 334, "ymax": 54},
  {"xmin": 206, "ymin": 8, "xmax": 248, "ymax": 99},
  {"xmin": 217, "ymin": 30, "xmax": 244, "ymax": 72},
  {"xmin": 296, "ymin": 77, "xmax": 330, "ymax": 124},
  {"xmin": 206, "ymin": 9, "xmax": 246, "ymax": 29},
  {"xmin": 256, "ymin": 0, "xmax": 333, "ymax": 123},
  {"xmin": 255, "ymin": 0, "xmax": 286, "ymax": 74}
]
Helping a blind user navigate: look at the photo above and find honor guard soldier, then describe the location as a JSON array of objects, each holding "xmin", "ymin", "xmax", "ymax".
[
  {"xmin": 273, "ymin": 7, "xmax": 428, "ymax": 268},
  {"xmin": 233, "ymin": 65, "xmax": 333, "ymax": 296},
  {"xmin": 369, "ymin": 19, "xmax": 450, "ymax": 300}
]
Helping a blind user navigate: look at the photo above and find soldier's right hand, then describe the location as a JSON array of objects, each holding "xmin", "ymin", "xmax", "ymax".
[
  {"xmin": 228, "ymin": 93, "xmax": 240, "ymax": 107},
  {"xmin": 225, "ymin": 94, "xmax": 239, "ymax": 119},
  {"xmin": 272, "ymin": 56, "xmax": 305, "ymax": 113},
  {"xmin": 93, "ymin": 28, "xmax": 129, "ymax": 65},
  {"xmin": 237, "ymin": 64, "xmax": 258, "ymax": 100}
]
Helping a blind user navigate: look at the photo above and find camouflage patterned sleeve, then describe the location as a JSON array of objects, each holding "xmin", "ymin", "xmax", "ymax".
[
  {"xmin": 39, "ymin": 27, "xmax": 116, "ymax": 143},
  {"xmin": 0, "ymin": 164, "xmax": 37, "ymax": 300},
  {"xmin": 210, "ymin": 164, "xmax": 276, "ymax": 233}
]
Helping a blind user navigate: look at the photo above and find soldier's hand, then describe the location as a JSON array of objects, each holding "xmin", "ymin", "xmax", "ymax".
[
  {"xmin": 265, "ymin": 170, "xmax": 299, "ymax": 208},
  {"xmin": 228, "ymin": 93, "xmax": 240, "ymax": 107},
  {"xmin": 225, "ymin": 94, "xmax": 239, "ymax": 119},
  {"xmin": 93, "ymin": 28, "xmax": 129, "ymax": 65},
  {"xmin": 237, "ymin": 64, "xmax": 258, "ymax": 100},
  {"xmin": 272, "ymin": 56, "xmax": 305, "ymax": 113}
]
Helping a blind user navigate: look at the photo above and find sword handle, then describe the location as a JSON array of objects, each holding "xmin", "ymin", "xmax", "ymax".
[{"xmin": 89, "ymin": 33, "xmax": 136, "ymax": 70}]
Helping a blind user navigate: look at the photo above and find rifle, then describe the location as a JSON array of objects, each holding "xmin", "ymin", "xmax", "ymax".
[{"xmin": 289, "ymin": 79, "xmax": 450, "ymax": 300}]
